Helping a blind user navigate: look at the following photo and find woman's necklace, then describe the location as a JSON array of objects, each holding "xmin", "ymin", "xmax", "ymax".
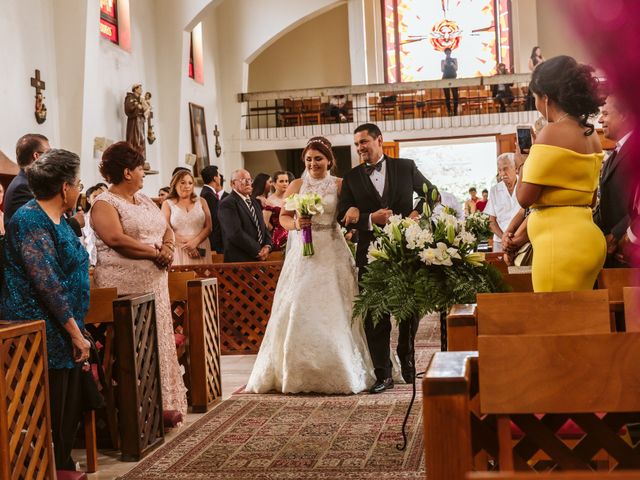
[{"xmin": 554, "ymin": 112, "xmax": 571, "ymax": 123}]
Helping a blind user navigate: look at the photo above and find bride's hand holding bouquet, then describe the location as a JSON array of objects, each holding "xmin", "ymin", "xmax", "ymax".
[{"xmin": 285, "ymin": 192, "xmax": 324, "ymax": 256}]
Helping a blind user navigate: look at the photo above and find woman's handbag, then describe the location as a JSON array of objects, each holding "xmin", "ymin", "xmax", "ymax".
[
  {"xmin": 80, "ymin": 330, "xmax": 106, "ymax": 411},
  {"xmin": 514, "ymin": 242, "xmax": 533, "ymax": 267}
]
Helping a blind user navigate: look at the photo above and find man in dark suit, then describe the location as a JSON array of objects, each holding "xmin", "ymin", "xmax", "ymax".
[
  {"xmin": 200, "ymin": 165, "xmax": 224, "ymax": 253},
  {"xmin": 338, "ymin": 123, "xmax": 436, "ymax": 394},
  {"xmin": 595, "ymin": 95, "xmax": 634, "ymax": 268},
  {"xmin": 218, "ymin": 174, "xmax": 229, "ymax": 201},
  {"xmin": 5, "ymin": 134, "xmax": 84, "ymax": 236},
  {"xmin": 218, "ymin": 168, "xmax": 272, "ymax": 262}
]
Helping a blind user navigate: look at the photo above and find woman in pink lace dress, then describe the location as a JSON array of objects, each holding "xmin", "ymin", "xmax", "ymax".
[
  {"xmin": 91, "ymin": 142, "xmax": 188, "ymax": 425},
  {"xmin": 263, "ymin": 171, "xmax": 289, "ymax": 251},
  {"xmin": 162, "ymin": 170, "xmax": 212, "ymax": 265}
]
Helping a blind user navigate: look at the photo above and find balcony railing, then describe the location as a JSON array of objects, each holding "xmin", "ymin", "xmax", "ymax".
[{"xmin": 239, "ymin": 74, "xmax": 536, "ymax": 140}]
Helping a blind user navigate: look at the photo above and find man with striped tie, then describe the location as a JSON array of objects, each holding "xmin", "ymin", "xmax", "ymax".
[{"xmin": 218, "ymin": 168, "xmax": 272, "ymax": 262}]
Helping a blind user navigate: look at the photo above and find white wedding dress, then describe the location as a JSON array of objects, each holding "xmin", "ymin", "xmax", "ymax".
[{"xmin": 245, "ymin": 174, "xmax": 375, "ymax": 394}]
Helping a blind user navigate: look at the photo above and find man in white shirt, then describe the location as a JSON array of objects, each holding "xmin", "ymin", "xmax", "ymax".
[{"xmin": 484, "ymin": 152, "xmax": 520, "ymax": 252}]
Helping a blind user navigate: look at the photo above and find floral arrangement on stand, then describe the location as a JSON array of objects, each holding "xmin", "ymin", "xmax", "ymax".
[
  {"xmin": 284, "ymin": 192, "xmax": 324, "ymax": 256},
  {"xmin": 464, "ymin": 211, "xmax": 492, "ymax": 246},
  {"xmin": 353, "ymin": 187, "xmax": 504, "ymax": 331}
]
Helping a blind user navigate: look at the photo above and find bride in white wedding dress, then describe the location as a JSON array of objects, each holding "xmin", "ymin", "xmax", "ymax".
[{"xmin": 245, "ymin": 137, "xmax": 375, "ymax": 394}]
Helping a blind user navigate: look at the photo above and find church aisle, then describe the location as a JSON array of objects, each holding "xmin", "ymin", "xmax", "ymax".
[{"xmin": 80, "ymin": 316, "xmax": 439, "ymax": 479}]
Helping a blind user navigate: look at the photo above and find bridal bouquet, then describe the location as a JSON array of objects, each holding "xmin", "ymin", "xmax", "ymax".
[
  {"xmin": 353, "ymin": 187, "xmax": 503, "ymax": 326},
  {"xmin": 464, "ymin": 211, "xmax": 492, "ymax": 246},
  {"xmin": 285, "ymin": 192, "xmax": 324, "ymax": 256}
]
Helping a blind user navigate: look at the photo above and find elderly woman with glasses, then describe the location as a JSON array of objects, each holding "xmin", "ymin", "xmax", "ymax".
[{"xmin": 1, "ymin": 149, "xmax": 91, "ymax": 471}]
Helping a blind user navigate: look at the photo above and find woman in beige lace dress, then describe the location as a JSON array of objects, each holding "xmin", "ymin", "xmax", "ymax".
[
  {"xmin": 162, "ymin": 170, "xmax": 212, "ymax": 265},
  {"xmin": 91, "ymin": 142, "xmax": 188, "ymax": 425}
]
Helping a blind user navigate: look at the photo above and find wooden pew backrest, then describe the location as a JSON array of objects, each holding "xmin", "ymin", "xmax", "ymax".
[
  {"xmin": 597, "ymin": 268, "xmax": 640, "ymax": 303},
  {"xmin": 478, "ymin": 332, "xmax": 640, "ymax": 414},
  {"xmin": 85, "ymin": 287, "xmax": 118, "ymax": 325},
  {"xmin": 476, "ymin": 290, "xmax": 610, "ymax": 336}
]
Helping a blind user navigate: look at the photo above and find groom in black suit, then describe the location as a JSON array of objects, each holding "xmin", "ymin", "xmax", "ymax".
[
  {"xmin": 218, "ymin": 168, "xmax": 272, "ymax": 263},
  {"xmin": 338, "ymin": 123, "xmax": 436, "ymax": 394}
]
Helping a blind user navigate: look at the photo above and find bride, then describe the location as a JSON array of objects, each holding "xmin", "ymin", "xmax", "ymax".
[{"xmin": 245, "ymin": 136, "xmax": 375, "ymax": 394}]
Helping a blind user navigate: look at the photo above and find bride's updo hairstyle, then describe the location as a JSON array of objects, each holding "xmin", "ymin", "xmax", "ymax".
[
  {"xmin": 528, "ymin": 55, "xmax": 604, "ymax": 136},
  {"xmin": 302, "ymin": 136, "xmax": 336, "ymax": 173}
]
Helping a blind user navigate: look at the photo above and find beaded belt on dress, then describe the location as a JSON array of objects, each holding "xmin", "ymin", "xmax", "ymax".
[{"xmin": 312, "ymin": 223, "xmax": 339, "ymax": 231}]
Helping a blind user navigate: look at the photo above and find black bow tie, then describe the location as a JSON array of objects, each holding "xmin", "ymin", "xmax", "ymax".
[{"xmin": 365, "ymin": 159, "xmax": 384, "ymax": 175}]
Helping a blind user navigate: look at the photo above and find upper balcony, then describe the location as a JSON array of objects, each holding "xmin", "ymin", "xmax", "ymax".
[{"xmin": 238, "ymin": 74, "xmax": 539, "ymax": 142}]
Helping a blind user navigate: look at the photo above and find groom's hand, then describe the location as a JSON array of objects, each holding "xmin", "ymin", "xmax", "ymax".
[
  {"xmin": 371, "ymin": 208, "xmax": 393, "ymax": 225},
  {"xmin": 341, "ymin": 207, "xmax": 360, "ymax": 225}
]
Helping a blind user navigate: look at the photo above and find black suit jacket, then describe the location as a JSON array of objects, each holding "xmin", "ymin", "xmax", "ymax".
[
  {"xmin": 218, "ymin": 191, "xmax": 272, "ymax": 263},
  {"xmin": 200, "ymin": 185, "xmax": 223, "ymax": 252},
  {"xmin": 4, "ymin": 170, "xmax": 82, "ymax": 236},
  {"xmin": 595, "ymin": 139, "xmax": 633, "ymax": 240},
  {"xmin": 337, "ymin": 156, "xmax": 436, "ymax": 267}
]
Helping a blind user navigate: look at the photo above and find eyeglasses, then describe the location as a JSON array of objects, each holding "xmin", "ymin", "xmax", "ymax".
[
  {"xmin": 72, "ymin": 181, "xmax": 84, "ymax": 191},
  {"xmin": 234, "ymin": 179, "xmax": 252, "ymax": 185}
]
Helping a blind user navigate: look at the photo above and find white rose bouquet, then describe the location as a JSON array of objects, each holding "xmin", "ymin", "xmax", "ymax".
[
  {"xmin": 284, "ymin": 192, "xmax": 324, "ymax": 256},
  {"xmin": 354, "ymin": 186, "xmax": 504, "ymax": 327}
]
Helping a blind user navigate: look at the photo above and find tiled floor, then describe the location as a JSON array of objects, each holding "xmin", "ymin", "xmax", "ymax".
[{"xmin": 80, "ymin": 354, "xmax": 257, "ymax": 479}]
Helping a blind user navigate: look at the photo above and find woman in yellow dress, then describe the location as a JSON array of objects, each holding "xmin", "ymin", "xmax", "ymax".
[{"xmin": 517, "ymin": 56, "xmax": 606, "ymax": 292}]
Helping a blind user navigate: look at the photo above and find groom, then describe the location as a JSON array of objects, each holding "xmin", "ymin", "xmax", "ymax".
[{"xmin": 338, "ymin": 123, "xmax": 437, "ymax": 394}]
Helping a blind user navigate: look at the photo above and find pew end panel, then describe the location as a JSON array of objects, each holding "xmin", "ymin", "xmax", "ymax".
[
  {"xmin": 597, "ymin": 268, "xmax": 640, "ymax": 313},
  {"xmin": 112, "ymin": 293, "xmax": 164, "ymax": 461},
  {"xmin": 0, "ymin": 320, "xmax": 56, "ymax": 480},
  {"xmin": 423, "ymin": 351, "xmax": 496, "ymax": 479},
  {"xmin": 447, "ymin": 304, "xmax": 478, "ymax": 351},
  {"xmin": 187, "ymin": 277, "xmax": 222, "ymax": 412}
]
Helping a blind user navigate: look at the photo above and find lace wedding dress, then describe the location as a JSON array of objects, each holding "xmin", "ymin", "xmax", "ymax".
[{"xmin": 245, "ymin": 174, "xmax": 375, "ymax": 394}]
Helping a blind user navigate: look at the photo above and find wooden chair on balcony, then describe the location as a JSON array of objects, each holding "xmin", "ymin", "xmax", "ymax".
[
  {"xmin": 301, "ymin": 98, "xmax": 322, "ymax": 125},
  {"xmin": 280, "ymin": 99, "xmax": 303, "ymax": 126}
]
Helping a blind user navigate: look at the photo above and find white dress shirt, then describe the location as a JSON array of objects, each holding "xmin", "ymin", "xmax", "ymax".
[
  {"xmin": 484, "ymin": 179, "xmax": 520, "ymax": 251},
  {"xmin": 368, "ymin": 154, "xmax": 386, "ymax": 229}
]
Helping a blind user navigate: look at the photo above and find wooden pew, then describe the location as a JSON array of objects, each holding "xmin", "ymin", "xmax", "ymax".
[
  {"xmin": 448, "ymin": 289, "xmax": 609, "ymax": 351},
  {"xmin": 0, "ymin": 320, "xmax": 56, "ymax": 480},
  {"xmin": 83, "ymin": 287, "xmax": 119, "ymax": 472},
  {"xmin": 424, "ymin": 333, "xmax": 640, "ymax": 478},
  {"xmin": 597, "ymin": 268, "xmax": 640, "ymax": 313},
  {"xmin": 168, "ymin": 271, "xmax": 222, "ymax": 412}
]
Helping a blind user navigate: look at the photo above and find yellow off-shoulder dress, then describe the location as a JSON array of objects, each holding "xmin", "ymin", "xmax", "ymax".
[{"xmin": 522, "ymin": 144, "xmax": 606, "ymax": 292}]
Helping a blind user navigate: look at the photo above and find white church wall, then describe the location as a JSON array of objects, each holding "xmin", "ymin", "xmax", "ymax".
[{"xmin": 0, "ymin": 0, "xmax": 61, "ymax": 160}]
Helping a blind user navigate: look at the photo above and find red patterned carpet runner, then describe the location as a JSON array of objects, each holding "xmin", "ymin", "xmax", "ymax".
[{"xmin": 120, "ymin": 315, "xmax": 440, "ymax": 479}]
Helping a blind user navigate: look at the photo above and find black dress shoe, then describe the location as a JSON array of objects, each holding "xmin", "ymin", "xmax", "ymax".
[
  {"xmin": 369, "ymin": 378, "xmax": 394, "ymax": 394},
  {"xmin": 400, "ymin": 357, "xmax": 416, "ymax": 384}
]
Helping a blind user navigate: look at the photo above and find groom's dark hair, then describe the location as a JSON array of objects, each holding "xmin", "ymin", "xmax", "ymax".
[{"xmin": 354, "ymin": 123, "xmax": 383, "ymax": 140}]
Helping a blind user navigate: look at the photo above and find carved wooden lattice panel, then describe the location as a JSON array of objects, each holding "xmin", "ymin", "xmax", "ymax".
[
  {"xmin": 172, "ymin": 262, "xmax": 282, "ymax": 354},
  {"xmin": 0, "ymin": 321, "xmax": 55, "ymax": 480},
  {"xmin": 113, "ymin": 294, "xmax": 164, "ymax": 461},
  {"xmin": 187, "ymin": 278, "xmax": 221, "ymax": 413},
  {"xmin": 202, "ymin": 281, "xmax": 221, "ymax": 405}
]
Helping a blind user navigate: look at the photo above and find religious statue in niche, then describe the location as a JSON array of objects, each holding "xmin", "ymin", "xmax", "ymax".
[
  {"xmin": 124, "ymin": 84, "xmax": 152, "ymax": 160},
  {"xmin": 213, "ymin": 124, "xmax": 222, "ymax": 157},
  {"xmin": 31, "ymin": 69, "xmax": 47, "ymax": 124}
]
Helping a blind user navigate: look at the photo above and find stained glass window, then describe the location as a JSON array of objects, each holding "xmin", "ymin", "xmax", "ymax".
[
  {"xmin": 100, "ymin": 0, "xmax": 118, "ymax": 44},
  {"xmin": 383, "ymin": 0, "xmax": 513, "ymax": 83}
]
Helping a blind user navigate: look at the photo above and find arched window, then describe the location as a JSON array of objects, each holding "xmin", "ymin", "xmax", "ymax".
[{"xmin": 383, "ymin": 0, "xmax": 513, "ymax": 82}]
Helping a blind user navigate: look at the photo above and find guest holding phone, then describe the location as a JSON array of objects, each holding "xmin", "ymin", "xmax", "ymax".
[{"xmin": 162, "ymin": 169, "xmax": 212, "ymax": 265}]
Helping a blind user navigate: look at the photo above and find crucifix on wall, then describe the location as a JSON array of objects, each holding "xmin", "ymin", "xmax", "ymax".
[
  {"xmin": 30, "ymin": 69, "xmax": 47, "ymax": 124},
  {"xmin": 213, "ymin": 124, "xmax": 222, "ymax": 157}
]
